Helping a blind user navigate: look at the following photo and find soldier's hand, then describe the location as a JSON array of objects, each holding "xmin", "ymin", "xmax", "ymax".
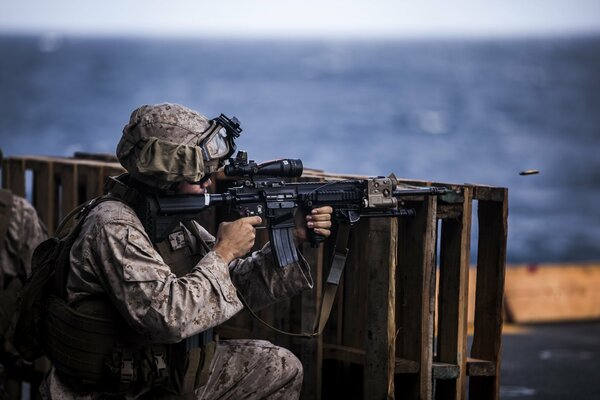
[
  {"xmin": 294, "ymin": 206, "xmax": 333, "ymax": 245},
  {"xmin": 213, "ymin": 216, "xmax": 262, "ymax": 264}
]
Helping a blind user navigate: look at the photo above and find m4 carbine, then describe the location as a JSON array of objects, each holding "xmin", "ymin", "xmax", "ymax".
[{"xmin": 140, "ymin": 151, "xmax": 449, "ymax": 268}]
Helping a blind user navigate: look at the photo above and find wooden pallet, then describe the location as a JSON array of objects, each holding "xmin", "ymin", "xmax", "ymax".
[
  {"xmin": 1, "ymin": 155, "xmax": 508, "ymax": 400},
  {"xmin": 216, "ymin": 180, "xmax": 507, "ymax": 400},
  {"xmin": 1, "ymin": 155, "xmax": 125, "ymax": 235}
]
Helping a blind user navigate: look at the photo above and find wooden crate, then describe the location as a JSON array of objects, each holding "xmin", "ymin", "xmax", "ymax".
[
  {"xmin": 1, "ymin": 155, "xmax": 508, "ymax": 400},
  {"xmin": 208, "ymin": 176, "xmax": 508, "ymax": 400}
]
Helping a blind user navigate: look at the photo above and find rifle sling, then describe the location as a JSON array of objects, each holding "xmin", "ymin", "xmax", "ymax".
[
  {"xmin": 238, "ymin": 222, "xmax": 352, "ymax": 338},
  {"xmin": 313, "ymin": 222, "xmax": 351, "ymax": 335}
]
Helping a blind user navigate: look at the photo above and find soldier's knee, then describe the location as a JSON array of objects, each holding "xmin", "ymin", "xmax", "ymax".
[{"xmin": 274, "ymin": 347, "xmax": 303, "ymax": 385}]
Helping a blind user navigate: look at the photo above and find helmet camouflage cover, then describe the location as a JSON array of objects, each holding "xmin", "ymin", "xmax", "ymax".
[{"xmin": 117, "ymin": 103, "xmax": 212, "ymax": 190}]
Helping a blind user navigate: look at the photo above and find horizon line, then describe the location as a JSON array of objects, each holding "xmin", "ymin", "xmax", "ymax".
[{"xmin": 2, "ymin": 27, "xmax": 600, "ymax": 42}]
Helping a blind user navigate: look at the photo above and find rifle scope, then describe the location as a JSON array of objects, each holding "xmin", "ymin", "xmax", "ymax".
[{"xmin": 224, "ymin": 158, "xmax": 303, "ymax": 178}]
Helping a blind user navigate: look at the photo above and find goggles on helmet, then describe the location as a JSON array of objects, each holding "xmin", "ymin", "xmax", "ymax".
[{"xmin": 198, "ymin": 114, "xmax": 242, "ymax": 174}]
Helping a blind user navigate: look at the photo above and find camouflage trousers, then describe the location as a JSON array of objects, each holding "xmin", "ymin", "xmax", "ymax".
[
  {"xmin": 40, "ymin": 339, "xmax": 303, "ymax": 400},
  {"xmin": 196, "ymin": 339, "xmax": 302, "ymax": 399}
]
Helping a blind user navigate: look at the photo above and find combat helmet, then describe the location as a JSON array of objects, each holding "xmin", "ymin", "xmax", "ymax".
[{"xmin": 116, "ymin": 103, "xmax": 240, "ymax": 190}]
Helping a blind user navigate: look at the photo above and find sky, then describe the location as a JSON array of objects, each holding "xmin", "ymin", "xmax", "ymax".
[{"xmin": 1, "ymin": 0, "xmax": 600, "ymax": 39}]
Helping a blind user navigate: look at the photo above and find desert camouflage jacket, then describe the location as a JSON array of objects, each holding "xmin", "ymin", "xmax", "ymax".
[{"xmin": 64, "ymin": 199, "xmax": 312, "ymax": 343}]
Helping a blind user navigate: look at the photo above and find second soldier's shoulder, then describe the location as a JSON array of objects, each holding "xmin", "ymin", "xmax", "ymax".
[
  {"xmin": 10, "ymin": 194, "xmax": 42, "ymax": 223},
  {"xmin": 11, "ymin": 194, "xmax": 35, "ymax": 213}
]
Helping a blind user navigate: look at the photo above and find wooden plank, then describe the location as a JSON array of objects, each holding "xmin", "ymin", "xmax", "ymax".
[
  {"xmin": 27, "ymin": 159, "xmax": 55, "ymax": 234},
  {"xmin": 504, "ymin": 264, "xmax": 600, "ymax": 323},
  {"xmin": 436, "ymin": 204, "xmax": 463, "ymax": 219},
  {"xmin": 395, "ymin": 358, "xmax": 420, "ymax": 374},
  {"xmin": 4, "ymin": 158, "xmax": 26, "ymax": 196},
  {"xmin": 436, "ymin": 187, "xmax": 472, "ymax": 400},
  {"xmin": 471, "ymin": 186, "xmax": 505, "ymax": 202},
  {"xmin": 323, "ymin": 345, "xmax": 420, "ymax": 375},
  {"xmin": 432, "ymin": 362, "xmax": 460, "ymax": 380},
  {"xmin": 54, "ymin": 162, "xmax": 78, "ymax": 222},
  {"xmin": 467, "ymin": 358, "xmax": 496, "ymax": 377},
  {"xmin": 297, "ymin": 243, "xmax": 324, "ymax": 400},
  {"xmin": 395, "ymin": 196, "xmax": 437, "ymax": 400},
  {"xmin": 364, "ymin": 218, "xmax": 397, "ymax": 400},
  {"xmin": 469, "ymin": 190, "xmax": 508, "ymax": 400},
  {"xmin": 323, "ymin": 344, "xmax": 364, "ymax": 364},
  {"xmin": 341, "ymin": 219, "xmax": 369, "ymax": 349},
  {"xmin": 79, "ymin": 164, "xmax": 105, "ymax": 201}
]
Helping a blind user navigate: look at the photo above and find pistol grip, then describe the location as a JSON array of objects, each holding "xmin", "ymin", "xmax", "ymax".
[{"xmin": 308, "ymin": 229, "xmax": 326, "ymax": 248}]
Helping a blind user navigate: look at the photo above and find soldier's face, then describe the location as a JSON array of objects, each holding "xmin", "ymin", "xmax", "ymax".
[{"xmin": 175, "ymin": 178, "xmax": 212, "ymax": 195}]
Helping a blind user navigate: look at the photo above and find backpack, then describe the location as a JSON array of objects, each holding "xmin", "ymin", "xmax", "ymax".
[{"xmin": 10, "ymin": 197, "xmax": 113, "ymax": 361}]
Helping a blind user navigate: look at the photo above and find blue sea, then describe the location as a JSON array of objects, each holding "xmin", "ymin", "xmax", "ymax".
[{"xmin": 0, "ymin": 34, "xmax": 599, "ymax": 263}]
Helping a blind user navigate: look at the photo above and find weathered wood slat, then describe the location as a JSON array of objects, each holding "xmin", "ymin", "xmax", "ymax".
[
  {"xmin": 2, "ymin": 158, "xmax": 26, "ymax": 196},
  {"xmin": 469, "ymin": 190, "xmax": 508, "ymax": 400},
  {"xmin": 26, "ymin": 159, "xmax": 55, "ymax": 234},
  {"xmin": 323, "ymin": 345, "xmax": 422, "ymax": 375},
  {"xmin": 436, "ymin": 187, "xmax": 472, "ymax": 400},
  {"xmin": 432, "ymin": 362, "xmax": 460, "ymax": 380},
  {"xmin": 471, "ymin": 186, "xmax": 506, "ymax": 202},
  {"xmin": 79, "ymin": 164, "xmax": 106, "ymax": 201},
  {"xmin": 342, "ymin": 219, "xmax": 369, "ymax": 349},
  {"xmin": 364, "ymin": 218, "xmax": 397, "ymax": 399},
  {"xmin": 323, "ymin": 344, "xmax": 363, "ymax": 364},
  {"xmin": 395, "ymin": 196, "xmax": 437, "ymax": 400},
  {"xmin": 54, "ymin": 163, "xmax": 78, "ymax": 222},
  {"xmin": 467, "ymin": 358, "xmax": 496, "ymax": 377},
  {"xmin": 395, "ymin": 358, "xmax": 420, "ymax": 374},
  {"xmin": 298, "ymin": 243, "xmax": 324, "ymax": 400},
  {"xmin": 436, "ymin": 204, "xmax": 464, "ymax": 219}
]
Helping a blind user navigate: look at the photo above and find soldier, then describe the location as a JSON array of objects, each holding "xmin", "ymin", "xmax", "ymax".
[
  {"xmin": 39, "ymin": 103, "xmax": 332, "ymax": 399},
  {"xmin": 0, "ymin": 149, "xmax": 48, "ymax": 398}
]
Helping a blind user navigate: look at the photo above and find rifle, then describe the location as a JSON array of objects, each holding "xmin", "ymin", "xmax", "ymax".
[{"xmin": 134, "ymin": 151, "xmax": 449, "ymax": 268}]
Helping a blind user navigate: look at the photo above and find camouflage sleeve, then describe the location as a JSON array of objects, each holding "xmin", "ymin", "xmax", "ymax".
[
  {"xmin": 228, "ymin": 243, "xmax": 313, "ymax": 311},
  {"xmin": 90, "ymin": 221, "xmax": 243, "ymax": 343},
  {"xmin": 187, "ymin": 221, "xmax": 313, "ymax": 311},
  {"xmin": 1, "ymin": 196, "xmax": 47, "ymax": 280},
  {"xmin": 17, "ymin": 197, "xmax": 48, "ymax": 278}
]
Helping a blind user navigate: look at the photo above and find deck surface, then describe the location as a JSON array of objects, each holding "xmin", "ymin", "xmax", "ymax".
[{"xmin": 497, "ymin": 322, "xmax": 600, "ymax": 400}]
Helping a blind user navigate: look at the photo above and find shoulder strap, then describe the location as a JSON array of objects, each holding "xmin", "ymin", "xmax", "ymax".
[
  {"xmin": 104, "ymin": 175, "xmax": 141, "ymax": 205},
  {"xmin": 313, "ymin": 222, "xmax": 351, "ymax": 335},
  {"xmin": 0, "ymin": 188, "xmax": 14, "ymax": 248},
  {"xmin": 182, "ymin": 220, "xmax": 212, "ymax": 255}
]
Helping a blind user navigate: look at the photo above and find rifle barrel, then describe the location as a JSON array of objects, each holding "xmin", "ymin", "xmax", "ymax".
[{"xmin": 393, "ymin": 186, "xmax": 448, "ymax": 196}]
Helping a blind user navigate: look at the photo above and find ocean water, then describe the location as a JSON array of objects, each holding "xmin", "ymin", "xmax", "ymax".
[{"xmin": 0, "ymin": 34, "xmax": 599, "ymax": 263}]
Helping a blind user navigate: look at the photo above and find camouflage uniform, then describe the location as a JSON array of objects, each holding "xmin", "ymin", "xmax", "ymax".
[
  {"xmin": 41, "ymin": 199, "xmax": 311, "ymax": 399},
  {"xmin": 0, "ymin": 193, "xmax": 47, "ymax": 398},
  {"xmin": 0, "ymin": 193, "xmax": 47, "ymax": 336},
  {"xmin": 0, "ymin": 195, "xmax": 47, "ymax": 289}
]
